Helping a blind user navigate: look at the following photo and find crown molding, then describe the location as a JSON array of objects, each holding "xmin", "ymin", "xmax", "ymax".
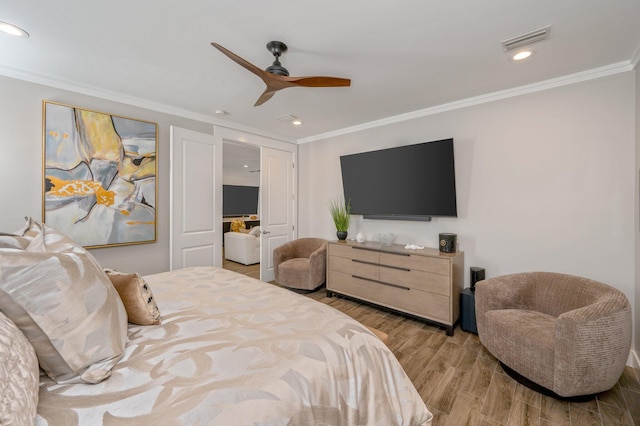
[
  {"xmin": 1, "ymin": 60, "xmax": 633, "ymax": 147},
  {"xmin": 297, "ymin": 61, "xmax": 634, "ymax": 144},
  {"xmin": 0, "ymin": 64, "xmax": 297, "ymax": 144}
]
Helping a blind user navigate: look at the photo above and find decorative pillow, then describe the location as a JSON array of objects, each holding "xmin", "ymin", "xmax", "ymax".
[
  {"xmin": 0, "ymin": 217, "xmax": 128, "ymax": 384},
  {"xmin": 0, "ymin": 311, "xmax": 39, "ymax": 426},
  {"xmin": 249, "ymin": 226, "xmax": 261, "ymax": 237},
  {"xmin": 230, "ymin": 219, "xmax": 246, "ymax": 232},
  {"xmin": 104, "ymin": 269, "xmax": 161, "ymax": 325}
]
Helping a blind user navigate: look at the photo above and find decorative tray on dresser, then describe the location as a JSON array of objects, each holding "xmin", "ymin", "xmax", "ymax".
[{"xmin": 326, "ymin": 240, "xmax": 464, "ymax": 335}]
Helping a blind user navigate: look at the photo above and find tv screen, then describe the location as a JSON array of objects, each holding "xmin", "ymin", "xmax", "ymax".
[
  {"xmin": 340, "ymin": 138, "xmax": 457, "ymax": 220},
  {"xmin": 223, "ymin": 185, "xmax": 259, "ymax": 217}
]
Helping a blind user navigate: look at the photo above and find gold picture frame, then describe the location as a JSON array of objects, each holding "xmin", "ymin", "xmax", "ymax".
[{"xmin": 42, "ymin": 101, "xmax": 158, "ymax": 248}]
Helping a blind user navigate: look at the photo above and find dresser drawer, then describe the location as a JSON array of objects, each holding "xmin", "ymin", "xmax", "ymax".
[
  {"xmin": 379, "ymin": 266, "xmax": 450, "ymax": 296},
  {"xmin": 379, "ymin": 252, "xmax": 450, "ymax": 275},
  {"xmin": 328, "ymin": 270, "xmax": 450, "ymax": 324},
  {"xmin": 328, "ymin": 270, "xmax": 383, "ymax": 299},
  {"xmin": 330, "ymin": 243, "xmax": 379, "ymax": 263},
  {"xmin": 329, "ymin": 255, "xmax": 378, "ymax": 281}
]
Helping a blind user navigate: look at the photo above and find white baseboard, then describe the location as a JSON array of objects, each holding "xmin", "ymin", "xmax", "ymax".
[{"xmin": 627, "ymin": 350, "xmax": 640, "ymax": 379}]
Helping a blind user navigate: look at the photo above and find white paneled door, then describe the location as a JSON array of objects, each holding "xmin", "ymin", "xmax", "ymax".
[
  {"xmin": 170, "ymin": 126, "xmax": 222, "ymax": 270},
  {"xmin": 260, "ymin": 147, "xmax": 295, "ymax": 282}
]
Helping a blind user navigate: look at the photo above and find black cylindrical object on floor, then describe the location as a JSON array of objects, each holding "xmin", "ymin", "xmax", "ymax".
[{"xmin": 460, "ymin": 288, "xmax": 477, "ymax": 334}]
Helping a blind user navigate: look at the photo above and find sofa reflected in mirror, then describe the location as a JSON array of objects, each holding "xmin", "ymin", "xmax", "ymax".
[{"xmin": 224, "ymin": 226, "xmax": 261, "ymax": 265}]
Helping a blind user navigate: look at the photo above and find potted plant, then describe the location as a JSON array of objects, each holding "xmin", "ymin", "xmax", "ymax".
[{"xmin": 328, "ymin": 198, "xmax": 351, "ymax": 240}]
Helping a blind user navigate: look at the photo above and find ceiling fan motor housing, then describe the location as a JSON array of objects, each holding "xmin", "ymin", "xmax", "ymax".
[{"xmin": 265, "ymin": 41, "xmax": 290, "ymax": 76}]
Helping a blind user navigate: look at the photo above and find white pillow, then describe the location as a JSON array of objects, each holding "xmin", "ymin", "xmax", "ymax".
[
  {"xmin": 0, "ymin": 218, "xmax": 128, "ymax": 384},
  {"xmin": 249, "ymin": 226, "xmax": 261, "ymax": 237}
]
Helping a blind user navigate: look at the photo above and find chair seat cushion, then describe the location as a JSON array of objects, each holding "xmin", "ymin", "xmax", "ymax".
[
  {"xmin": 482, "ymin": 309, "xmax": 556, "ymax": 389},
  {"xmin": 278, "ymin": 258, "xmax": 311, "ymax": 289}
]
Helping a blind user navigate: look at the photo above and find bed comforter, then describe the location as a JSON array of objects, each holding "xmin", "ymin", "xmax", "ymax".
[{"xmin": 36, "ymin": 266, "xmax": 432, "ymax": 425}]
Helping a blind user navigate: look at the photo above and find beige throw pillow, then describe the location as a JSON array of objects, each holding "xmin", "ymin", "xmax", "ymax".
[
  {"xmin": 0, "ymin": 217, "xmax": 128, "ymax": 384},
  {"xmin": 104, "ymin": 269, "xmax": 161, "ymax": 325}
]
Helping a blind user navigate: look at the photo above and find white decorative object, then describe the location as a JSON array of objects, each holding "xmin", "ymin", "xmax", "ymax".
[
  {"xmin": 404, "ymin": 244, "xmax": 425, "ymax": 250},
  {"xmin": 356, "ymin": 232, "xmax": 366, "ymax": 243}
]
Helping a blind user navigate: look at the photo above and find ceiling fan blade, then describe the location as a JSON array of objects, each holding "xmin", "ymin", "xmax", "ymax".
[
  {"xmin": 254, "ymin": 90, "xmax": 277, "ymax": 107},
  {"xmin": 212, "ymin": 41, "xmax": 351, "ymax": 107},
  {"xmin": 211, "ymin": 42, "xmax": 265, "ymax": 78},
  {"xmin": 286, "ymin": 76, "xmax": 351, "ymax": 88}
]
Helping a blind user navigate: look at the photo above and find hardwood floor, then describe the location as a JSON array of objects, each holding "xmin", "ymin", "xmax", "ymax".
[
  {"xmin": 226, "ymin": 262, "xmax": 640, "ymax": 426},
  {"xmin": 221, "ymin": 251, "xmax": 260, "ymax": 280}
]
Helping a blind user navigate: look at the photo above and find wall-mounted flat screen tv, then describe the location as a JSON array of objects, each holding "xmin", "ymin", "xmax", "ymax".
[
  {"xmin": 223, "ymin": 185, "xmax": 259, "ymax": 217},
  {"xmin": 340, "ymin": 138, "xmax": 457, "ymax": 221}
]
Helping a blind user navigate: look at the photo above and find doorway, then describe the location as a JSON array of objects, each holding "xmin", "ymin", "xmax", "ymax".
[
  {"xmin": 216, "ymin": 126, "xmax": 297, "ymax": 282},
  {"xmin": 222, "ymin": 141, "xmax": 261, "ymax": 279},
  {"xmin": 170, "ymin": 125, "xmax": 297, "ymax": 279}
]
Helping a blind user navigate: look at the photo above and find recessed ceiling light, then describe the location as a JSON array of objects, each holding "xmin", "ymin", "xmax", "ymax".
[
  {"xmin": 243, "ymin": 164, "xmax": 248, "ymax": 168},
  {"xmin": 0, "ymin": 22, "xmax": 29, "ymax": 38},
  {"xmin": 292, "ymin": 119, "xmax": 303, "ymax": 126},
  {"xmin": 512, "ymin": 50, "xmax": 533, "ymax": 61}
]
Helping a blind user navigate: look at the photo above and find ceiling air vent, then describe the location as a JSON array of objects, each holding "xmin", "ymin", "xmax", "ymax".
[{"xmin": 502, "ymin": 26, "xmax": 551, "ymax": 51}]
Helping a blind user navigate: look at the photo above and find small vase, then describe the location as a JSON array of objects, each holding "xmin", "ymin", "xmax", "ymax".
[{"xmin": 336, "ymin": 231, "xmax": 348, "ymax": 240}]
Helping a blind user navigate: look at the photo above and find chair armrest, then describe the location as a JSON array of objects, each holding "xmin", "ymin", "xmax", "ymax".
[
  {"xmin": 308, "ymin": 243, "xmax": 327, "ymax": 287},
  {"xmin": 554, "ymin": 295, "xmax": 631, "ymax": 395},
  {"xmin": 308, "ymin": 243, "xmax": 327, "ymax": 264}
]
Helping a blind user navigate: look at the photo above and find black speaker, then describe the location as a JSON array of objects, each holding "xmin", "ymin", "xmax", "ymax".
[
  {"xmin": 438, "ymin": 233, "xmax": 457, "ymax": 253},
  {"xmin": 470, "ymin": 267, "xmax": 485, "ymax": 292},
  {"xmin": 460, "ymin": 288, "xmax": 477, "ymax": 334}
]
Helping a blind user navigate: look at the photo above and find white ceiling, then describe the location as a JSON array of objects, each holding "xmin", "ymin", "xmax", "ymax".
[
  {"xmin": 223, "ymin": 142, "xmax": 260, "ymax": 187},
  {"xmin": 1, "ymin": 1, "xmax": 639, "ymax": 142}
]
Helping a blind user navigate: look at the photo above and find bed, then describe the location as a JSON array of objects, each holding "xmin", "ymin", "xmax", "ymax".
[{"xmin": 1, "ymin": 219, "xmax": 431, "ymax": 425}]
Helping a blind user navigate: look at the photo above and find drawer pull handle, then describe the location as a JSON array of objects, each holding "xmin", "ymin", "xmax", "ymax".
[
  {"xmin": 351, "ymin": 259, "xmax": 410, "ymax": 272},
  {"xmin": 352, "ymin": 246, "xmax": 410, "ymax": 256},
  {"xmin": 352, "ymin": 259, "xmax": 378, "ymax": 267},
  {"xmin": 352, "ymin": 275, "xmax": 411, "ymax": 291}
]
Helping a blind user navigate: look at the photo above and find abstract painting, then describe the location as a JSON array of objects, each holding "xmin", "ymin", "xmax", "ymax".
[{"xmin": 43, "ymin": 101, "xmax": 157, "ymax": 248}]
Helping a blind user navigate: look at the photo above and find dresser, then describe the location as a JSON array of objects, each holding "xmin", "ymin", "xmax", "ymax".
[{"xmin": 327, "ymin": 240, "xmax": 464, "ymax": 335}]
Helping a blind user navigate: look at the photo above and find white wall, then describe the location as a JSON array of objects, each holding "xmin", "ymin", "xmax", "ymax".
[
  {"xmin": 0, "ymin": 76, "xmax": 213, "ymax": 275},
  {"xmin": 299, "ymin": 72, "xmax": 637, "ymax": 352}
]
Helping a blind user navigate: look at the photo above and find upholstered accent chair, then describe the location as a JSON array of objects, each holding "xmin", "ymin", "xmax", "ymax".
[
  {"xmin": 273, "ymin": 238, "xmax": 328, "ymax": 291},
  {"xmin": 475, "ymin": 272, "xmax": 631, "ymax": 400}
]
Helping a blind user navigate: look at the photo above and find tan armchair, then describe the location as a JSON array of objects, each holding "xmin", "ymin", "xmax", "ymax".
[
  {"xmin": 475, "ymin": 272, "xmax": 631, "ymax": 399},
  {"xmin": 273, "ymin": 238, "xmax": 327, "ymax": 291}
]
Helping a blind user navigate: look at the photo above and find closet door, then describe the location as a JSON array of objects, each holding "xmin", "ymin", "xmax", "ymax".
[{"xmin": 170, "ymin": 126, "xmax": 222, "ymax": 270}]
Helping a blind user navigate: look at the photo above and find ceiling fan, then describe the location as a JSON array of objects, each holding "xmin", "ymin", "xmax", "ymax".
[{"xmin": 211, "ymin": 41, "xmax": 351, "ymax": 106}]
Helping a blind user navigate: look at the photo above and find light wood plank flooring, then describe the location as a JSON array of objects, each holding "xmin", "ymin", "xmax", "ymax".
[
  {"xmin": 226, "ymin": 262, "xmax": 640, "ymax": 426},
  {"xmin": 222, "ymin": 250, "xmax": 260, "ymax": 280}
]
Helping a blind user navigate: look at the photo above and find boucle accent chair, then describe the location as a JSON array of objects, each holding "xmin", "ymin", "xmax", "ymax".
[
  {"xmin": 475, "ymin": 272, "xmax": 631, "ymax": 400},
  {"xmin": 273, "ymin": 238, "xmax": 327, "ymax": 291}
]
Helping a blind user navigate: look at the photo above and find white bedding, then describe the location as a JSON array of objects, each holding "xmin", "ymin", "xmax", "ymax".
[{"xmin": 36, "ymin": 266, "xmax": 432, "ymax": 425}]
